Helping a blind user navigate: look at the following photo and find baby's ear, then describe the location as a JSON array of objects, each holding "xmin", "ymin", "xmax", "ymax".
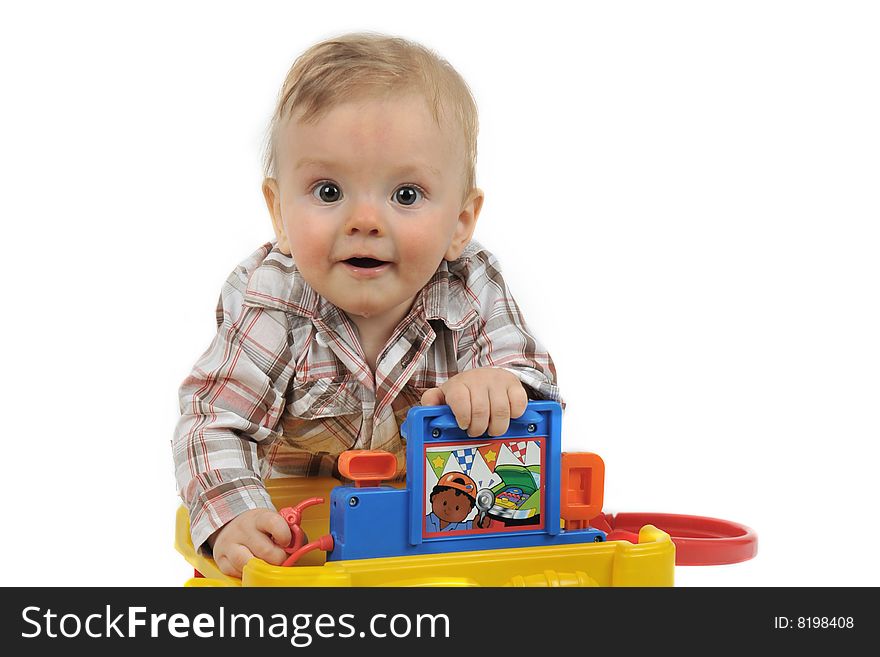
[
  {"xmin": 262, "ymin": 178, "xmax": 291, "ymax": 254},
  {"xmin": 445, "ymin": 188, "xmax": 484, "ymax": 261}
]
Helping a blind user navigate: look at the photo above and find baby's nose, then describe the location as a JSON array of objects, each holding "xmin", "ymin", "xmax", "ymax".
[{"xmin": 344, "ymin": 201, "xmax": 385, "ymax": 236}]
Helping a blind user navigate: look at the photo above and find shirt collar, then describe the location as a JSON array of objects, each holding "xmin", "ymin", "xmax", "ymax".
[
  {"xmin": 243, "ymin": 241, "xmax": 482, "ymax": 331},
  {"xmin": 420, "ymin": 241, "xmax": 483, "ymax": 330}
]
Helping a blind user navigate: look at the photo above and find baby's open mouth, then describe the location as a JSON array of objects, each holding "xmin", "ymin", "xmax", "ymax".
[{"xmin": 344, "ymin": 257, "xmax": 388, "ymax": 268}]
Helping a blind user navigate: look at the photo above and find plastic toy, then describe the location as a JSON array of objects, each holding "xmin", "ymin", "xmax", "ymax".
[{"xmin": 175, "ymin": 401, "xmax": 757, "ymax": 586}]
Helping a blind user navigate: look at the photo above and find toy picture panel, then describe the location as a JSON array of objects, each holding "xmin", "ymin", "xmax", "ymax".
[{"xmin": 423, "ymin": 437, "xmax": 545, "ymax": 538}]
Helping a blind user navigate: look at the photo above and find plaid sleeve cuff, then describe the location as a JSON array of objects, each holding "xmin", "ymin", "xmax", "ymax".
[
  {"xmin": 186, "ymin": 473, "xmax": 276, "ymax": 554},
  {"xmin": 501, "ymin": 365, "xmax": 566, "ymax": 410}
]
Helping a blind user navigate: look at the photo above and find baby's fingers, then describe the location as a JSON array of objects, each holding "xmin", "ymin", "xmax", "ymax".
[
  {"xmin": 487, "ymin": 384, "xmax": 512, "ymax": 436},
  {"xmin": 443, "ymin": 382, "xmax": 472, "ymax": 431},
  {"xmin": 249, "ymin": 532, "xmax": 290, "ymax": 567},
  {"xmin": 467, "ymin": 386, "xmax": 491, "ymax": 437},
  {"xmin": 257, "ymin": 511, "xmax": 292, "ymax": 549},
  {"xmin": 217, "ymin": 544, "xmax": 254, "ymax": 578},
  {"xmin": 508, "ymin": 381, "xmax": 528, "ymax": 419},
  {"xmin": 420, "ymin": 387, "xmax": 446, "ymax": 406}
]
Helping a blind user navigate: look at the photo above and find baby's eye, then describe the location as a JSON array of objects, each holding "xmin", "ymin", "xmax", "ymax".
[
  {"xmin": 313, "ymin": 182, "xmax": 342, "ymax": 203},
  {"xmin": 392, "ymin": 185, "xmax": 423, "ymax": 206}
]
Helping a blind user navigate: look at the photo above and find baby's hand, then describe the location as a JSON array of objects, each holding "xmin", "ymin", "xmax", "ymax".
[
  {"xmin": 420, "ymin": 367, "xmax": 528, "ymax": 437},
  {"xmin": 208, "ymin": 508, "xmax": 292, "ymax": 578}
]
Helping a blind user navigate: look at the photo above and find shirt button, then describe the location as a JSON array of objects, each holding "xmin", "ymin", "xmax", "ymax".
[{"xmin": 401, "ymin": 354, "xmax": 412, "ymax": 367}]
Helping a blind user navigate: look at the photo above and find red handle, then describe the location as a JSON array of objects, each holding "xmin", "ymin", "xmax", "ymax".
[
  {"xmin": 277, "ymin": 497, "xmax": 334, "ymax": 566},
  {"xmin": 594, "ymin": 512, "xmax": 758, "ymax": 566},
  {"xmin": 279, "ymin": 497, "xmax": 325, "ymax": 554},
  {"xmin": 282, "ymin": 534, "xmax": 335, "ymax": 567}
]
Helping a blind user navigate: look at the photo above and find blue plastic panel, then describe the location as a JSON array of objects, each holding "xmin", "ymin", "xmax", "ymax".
[{"xmin": 327, "ymin": 401, "xmax": 605, "ymax": 562}]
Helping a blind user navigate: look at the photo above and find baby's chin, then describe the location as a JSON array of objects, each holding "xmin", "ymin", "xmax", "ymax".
[
  {"xmin": 335, "ymin": 292, "xmax": 419, "ymax": 321},
  {"xmin": 338, "ymin": 300, "xmax": 398, "ymax": 320},
  {"xmin": 340, "ymin": 304, "xmax": 380, "ymax": 319}
]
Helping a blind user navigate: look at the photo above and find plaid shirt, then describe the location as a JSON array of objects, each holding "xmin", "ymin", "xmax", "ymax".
[{"xmin": 173, "ymin": 240, "xmax": 562, "ymax": 550}]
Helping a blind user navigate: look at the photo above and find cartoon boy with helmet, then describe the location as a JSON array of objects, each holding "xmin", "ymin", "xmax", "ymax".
[{"xmin": 426, "ymin": 472, "xmax": 492, "ymax": 532}]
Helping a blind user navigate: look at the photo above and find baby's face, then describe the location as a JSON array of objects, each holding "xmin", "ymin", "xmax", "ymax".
[{"xmin": 265, "ymin": 94, "xmax": 481, "ymax": 321}]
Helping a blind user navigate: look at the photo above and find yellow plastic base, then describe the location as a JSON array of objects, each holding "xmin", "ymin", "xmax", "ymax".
[{"xmin": 175, "ymin": 477, "xmax": 675, "ymax": 587}]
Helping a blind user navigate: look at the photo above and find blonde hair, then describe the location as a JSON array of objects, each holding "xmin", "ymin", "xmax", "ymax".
[{"xmin": 263, "ymin": 33, "xmax": 479, "ymax": 195}]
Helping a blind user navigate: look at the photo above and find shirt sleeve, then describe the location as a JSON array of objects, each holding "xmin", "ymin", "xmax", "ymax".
[
  {"xmin": 458, "ymin": 247, "xmax": 564, "ymax": 407},
  {"xmin": 172, "ymin": 261, "xmax": 295, "ymax": 553}
]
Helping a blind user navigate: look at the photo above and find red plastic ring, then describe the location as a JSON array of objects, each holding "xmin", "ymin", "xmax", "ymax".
[{"xmin": 595, "ymin": 512, "xmax": 758, "ymax": 566}]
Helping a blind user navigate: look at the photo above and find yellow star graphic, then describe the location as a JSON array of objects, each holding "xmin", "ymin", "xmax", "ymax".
[
  {"xmin": 432, "ymin": 455, "xmax": 446, "ymax": 469},
  {"xmin": 484, "ymin": 449, "xmax": 497, "ymax": 463}
]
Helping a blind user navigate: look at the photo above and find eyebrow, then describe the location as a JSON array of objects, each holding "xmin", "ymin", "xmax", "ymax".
[
  {"xmin": 294, "ymin": 158, "xmax": 442, "ymax": 178},
  {"xmin": 294, "ymin": 158, "xmax": 337, "ymax": 171}
]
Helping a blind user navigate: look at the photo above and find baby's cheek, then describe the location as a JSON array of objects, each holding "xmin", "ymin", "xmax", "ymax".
[
  {"xmin": 398, "ymin": 229, "xmax": 448, "ymax": 277},
  {"xmin": 289, "ymin": 221, "xmax": 331, "ymax": 264}
]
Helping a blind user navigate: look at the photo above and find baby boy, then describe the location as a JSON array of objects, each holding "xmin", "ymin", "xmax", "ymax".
[{"xmin": 173, "ymin": 33, "xmax": 561, "ymax": 577}]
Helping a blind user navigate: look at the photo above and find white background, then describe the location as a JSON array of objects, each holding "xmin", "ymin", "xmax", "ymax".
[{"xmin": 1, "ymin": 1, "xmax": 877, "ymax": 587}]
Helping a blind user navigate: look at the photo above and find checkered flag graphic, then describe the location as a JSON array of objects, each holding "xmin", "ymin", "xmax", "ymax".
[
  {"xmin": 453, "ymin": 448, "xmax": 477, "ymax": 475},
  {"xmin": 506, "ymin": 441, "xmax": 529, "ymax": 463}
]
